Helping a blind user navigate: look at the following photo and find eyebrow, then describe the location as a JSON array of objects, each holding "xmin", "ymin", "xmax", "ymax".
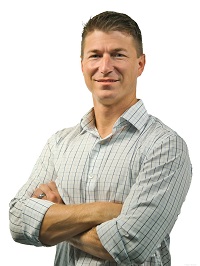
[{"xmin": 87, "ymin": 48, "xmax": 128, "ymax": 54}]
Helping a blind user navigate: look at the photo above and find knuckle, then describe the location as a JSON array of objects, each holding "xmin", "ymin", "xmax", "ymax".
[
  {"xmin": 48, "ymin": 193, "xmax": 57, "ymax": 201},
  {"xmin": 48, "ymin": 181, "xmax": 57, "ymax": 190}
]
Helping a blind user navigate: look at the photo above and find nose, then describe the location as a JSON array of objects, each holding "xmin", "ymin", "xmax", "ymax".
[{"xmin": 99, "ymin": 54, "xmax": 113, "ymax": 75}]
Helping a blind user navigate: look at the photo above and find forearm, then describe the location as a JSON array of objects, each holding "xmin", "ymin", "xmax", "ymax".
[
  {"xmin": 69, "ymin": 227, "xmax": 114, "ymax": 261},
  {"xmin": 40, "ymin": 202, "xmax": 122, "ymax": 246}
]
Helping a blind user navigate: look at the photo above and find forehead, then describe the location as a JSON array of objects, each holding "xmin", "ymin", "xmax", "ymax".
[{"xmin": 83, "ymin": 30, "xmax": 136, "ymax": 52}]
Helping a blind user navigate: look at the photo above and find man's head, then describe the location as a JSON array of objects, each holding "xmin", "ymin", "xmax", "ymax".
[
  {"xmin": 81, "ymin": 11, "xmax": 145, "ymax": 109},
  {"xmin": 81, "ymin": 11, "xmax": 143, "ymax": 58}
]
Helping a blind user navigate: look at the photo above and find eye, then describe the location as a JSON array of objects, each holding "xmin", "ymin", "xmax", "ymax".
[
  {"xmin": 112, "ymin": 53, "xmax": 126, "ymax": 58},
  {"xmin": 89, "ymin": 54, "xmax": 101, "ymax": 59}
]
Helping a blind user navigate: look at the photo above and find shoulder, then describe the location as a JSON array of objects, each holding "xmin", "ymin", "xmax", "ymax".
[
  {"xmin": 47, "ymin": 124, "xmax": 81, "ymax": 147},
  {"xmin": 147, "ymin": 115, "xmax": 184, "ymax": 142},
  {"xmin": 141, "ymin": 115, "xmax": 190, "ymax": 156}
]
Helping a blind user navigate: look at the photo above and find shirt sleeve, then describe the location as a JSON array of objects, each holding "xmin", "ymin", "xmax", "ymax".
[
  {"xmin": 97, "ymin": 134, "xmax": 192, "ymax": 265},
  {"xmin": 9, "ymin": 134, "xmax": 57, "ymax": 246}
]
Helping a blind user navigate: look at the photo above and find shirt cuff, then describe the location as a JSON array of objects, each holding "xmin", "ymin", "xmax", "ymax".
[
  {"xmin": 97, "ymin": 218, "xmax": 131, "ymax": 265},
  {"xmin": 22, "ymin": 198, "xmax": 54, "ymax": 246}
]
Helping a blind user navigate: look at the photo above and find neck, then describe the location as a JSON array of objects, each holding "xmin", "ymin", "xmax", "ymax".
[{"xmin": 93, "ymin": 98, "xmax": 138, "ymax": 138}]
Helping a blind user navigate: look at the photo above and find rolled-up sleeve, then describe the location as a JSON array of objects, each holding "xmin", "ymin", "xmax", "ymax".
[
  {"xmin": 23, "ymin": 198, "xmax": 54, "ymax": 246},
  {"xmin": 9, "ymin": 135, "xmax": 57, "ymax": 246},
  {"xmin": 97, "ymin": 134, "xmax": 192, "ymax": 264}
]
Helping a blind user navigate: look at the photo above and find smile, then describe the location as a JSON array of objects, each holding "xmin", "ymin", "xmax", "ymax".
[{"xmin": 95, "ymin": 79, "xmax": 119, "ymax": 82}]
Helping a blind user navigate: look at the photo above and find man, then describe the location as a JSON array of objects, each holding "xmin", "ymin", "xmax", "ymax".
[{"xmin": 9, "ymin": 11, "xmax": 192, "ymax": 265}]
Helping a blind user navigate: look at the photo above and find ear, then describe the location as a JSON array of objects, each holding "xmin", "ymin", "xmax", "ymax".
[{"xmin": 137, "ymin": 54, "xmax": 146, "ymax": 77}]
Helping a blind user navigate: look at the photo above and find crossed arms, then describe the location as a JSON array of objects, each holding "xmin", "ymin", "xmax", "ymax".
[
  {"xmin": 9, "ymin": 132, "xmax": 192, "ymax": 264},
  {"xmin": 32, "ymin": 181, "xmax": 122, "ymax": 261}
]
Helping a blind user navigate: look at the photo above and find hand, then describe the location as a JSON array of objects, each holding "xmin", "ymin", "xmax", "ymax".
[{"xmin": 32, "ymin": 181, "xmax": 64, "ymax": 204}]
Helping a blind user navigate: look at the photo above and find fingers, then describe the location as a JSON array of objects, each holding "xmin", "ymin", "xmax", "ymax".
[
  {"xmin": 32, "ymin": 181, "xmax": 64, "ymax": 204},
  {"xmin": 47, "ymin": 181, "xmax": 59, "ymax": 192},
  {"xmin": 32, "ymin": 188, "xmax": 47, "ymax": 199},
  {"xmin": 39, "ymin": 183, "xmax": 54, "ymax": 196}
]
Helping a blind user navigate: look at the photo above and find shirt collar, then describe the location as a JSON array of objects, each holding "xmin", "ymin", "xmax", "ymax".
[
  {"xmin": 80, "ymin": 108, "xmax": 96, "ymax": 134},
  {"xmin": 80, "ymin": 100, "xmax": 149, "ymax": 134},
  {"xmin": 115, "ymin": 100, "xmax": 149, "ymax": 131}
]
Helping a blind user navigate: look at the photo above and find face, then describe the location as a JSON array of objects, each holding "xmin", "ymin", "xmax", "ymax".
[{"xmin": 81, "ymin": 30, "xmax": 145, "ymax": 108}]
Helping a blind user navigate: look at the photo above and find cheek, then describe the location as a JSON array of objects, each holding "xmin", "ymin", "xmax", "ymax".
[
  {"xmin": 83, "ymin": 68, "xmax": 98, "ymax": 82},
  {"xmin": 83, "ymin": 59, "xmax": 100, "ymax": 73},
  {"xmin": 129, "ymin": 64, "xmax": 140, "ymax": 78}
]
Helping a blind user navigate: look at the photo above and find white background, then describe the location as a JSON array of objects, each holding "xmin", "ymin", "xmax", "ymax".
[{"xmin": 1, "ymin": 0, "xmax": 199, "ymax": 265}]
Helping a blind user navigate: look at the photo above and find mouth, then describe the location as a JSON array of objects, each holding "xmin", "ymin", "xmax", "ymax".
[{"xmin": 94, "ymin": 79, "xmax": 119, "ymax": 83}]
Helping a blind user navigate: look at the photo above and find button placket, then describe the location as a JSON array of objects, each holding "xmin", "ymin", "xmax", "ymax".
[{"xmin": 86, "ymin": 140, "xmax": 100, "ymax": 196}]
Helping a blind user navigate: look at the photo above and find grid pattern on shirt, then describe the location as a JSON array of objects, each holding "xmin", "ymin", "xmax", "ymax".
[{"xmin": 9, "ymin": 100, "xmax": 192, "ymax": 265}]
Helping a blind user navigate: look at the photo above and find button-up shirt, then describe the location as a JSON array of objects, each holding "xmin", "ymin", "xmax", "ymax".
[{"xmin": 9, "ymin": 100, "xmax": 192, "ymax": 265}]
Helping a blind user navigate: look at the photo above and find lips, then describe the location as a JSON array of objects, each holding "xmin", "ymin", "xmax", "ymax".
[{"xmin": 95, "ymin": 79, "xmax": 119, "ymax": 82}]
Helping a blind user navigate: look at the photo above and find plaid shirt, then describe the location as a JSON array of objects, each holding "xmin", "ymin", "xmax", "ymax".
[{"xmin": 9, "ymin": 100, "xmax": 192, "ymax": 265}]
